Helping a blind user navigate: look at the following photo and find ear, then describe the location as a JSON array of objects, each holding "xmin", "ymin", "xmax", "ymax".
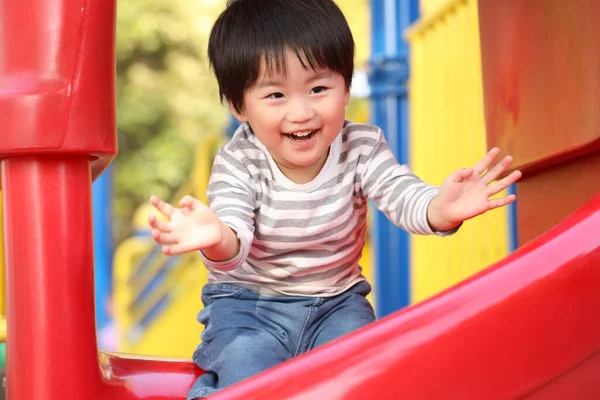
[
  {"xmin": 229, "ymin": 101, "xmax": 248, "ymax": 122},
  {"xmin": 344, "ymin": 87, "xmax": 351, "ymax": 106}
]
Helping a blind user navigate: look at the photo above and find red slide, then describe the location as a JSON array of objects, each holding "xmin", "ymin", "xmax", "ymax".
[
  {"xmin": 97, "ymin": 192, "xmax": 600, "ymax": 400},
  {"xmin": 204, "ymin": 192, "xmax": 600, "ymax": 399}
]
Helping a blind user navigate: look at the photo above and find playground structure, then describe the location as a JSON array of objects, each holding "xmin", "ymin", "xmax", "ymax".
[
  {"xmin": 0, "ymin": 1, "xmax": 599, "ymax": 400},
  {"xmin": 405, "ymin": 0, "xmax": 512, "ymax": 304}
]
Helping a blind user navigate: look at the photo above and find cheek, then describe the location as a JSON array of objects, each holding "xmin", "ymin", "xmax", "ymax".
[
  {"xmin": 258, "ymin": 114, "xmax": 282, "ymax": 131},
  {"xmin": 247, "ymin": 110, "xmax": 283, "ymax": 137},
  {"xmin": 322, "ymin": 100, "xmax": 347, "ymax": 122}
]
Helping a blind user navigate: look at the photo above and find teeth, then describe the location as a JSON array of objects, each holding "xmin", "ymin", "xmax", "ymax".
[{"xmin": 289, "ymin": 130, "xmax": 314, "ymax": 137}]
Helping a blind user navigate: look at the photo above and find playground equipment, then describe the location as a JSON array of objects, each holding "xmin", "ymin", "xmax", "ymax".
[
  {"xmin": 406, "ymin": 0, "xmax": 511, "ymax": 303},
  {"xmin": 0, "ymin": 0, "xmax": 598, "ymax": 399},
  {"xmin": 478, "ymin": 0, "xmax": 600, "ymax": 245}
]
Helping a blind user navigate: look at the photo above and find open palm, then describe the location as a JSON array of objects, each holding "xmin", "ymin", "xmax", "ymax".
[
  {"xmin": 148, "ymin": 195, "xmax": 224, "ymax": 255},
  {"xmin": 430, "ymin": 148, "xmax": 522, "ymax": 231}
]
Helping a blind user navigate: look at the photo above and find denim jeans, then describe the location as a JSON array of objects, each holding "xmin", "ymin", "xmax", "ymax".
[{"xmin": 187, "ymin": 280, "xmax": 375, "ymax": 399}]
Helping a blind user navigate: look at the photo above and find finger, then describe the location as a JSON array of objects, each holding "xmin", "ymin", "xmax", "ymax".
[
  {"xmin": 179, "ymin": 195, "xmax": 204, "ymax": 211},
  {"xmin": 486, "ymin": 170, "xmax": 522, "ymax": 197},
  {"xmin": 487, "ymin": 194, "xmax": 516, "ymax": 210},
  {"xmin": 148, "ymin": 214, "xmax": 171, "ymax": 232},
  {"xmin": 473, "ymin": 147, "xmax": 500, "ymax": 175},
  {"xmin": 450, "ymin": 168, "xmax": 474, "ymax": 182},
  {"xmin": 150, "ymin": 195, "xmax": 175, "ymax": 218},
  {"xmin": 152, "ymin": 229, "xmax": 178, "ymax": 245},
  {"xmin": 481, "ymin": 155, "xmax": 514, "ymax": 185}
]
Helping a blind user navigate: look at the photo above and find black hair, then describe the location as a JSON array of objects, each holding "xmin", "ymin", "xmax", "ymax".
[{"xmin": 208, "ymin": 0, "xmax": 355, "ymax": 113}]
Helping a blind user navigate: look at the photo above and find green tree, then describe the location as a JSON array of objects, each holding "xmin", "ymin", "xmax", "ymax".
[{"xmin": 114, "ymin": 0, "xmax": 227, "ymax": 242}]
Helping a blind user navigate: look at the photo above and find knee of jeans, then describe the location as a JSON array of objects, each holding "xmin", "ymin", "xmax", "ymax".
[
  {"xmin": 203, "ymin": 331, "xmax": 290, "ymax": 387},
  {"xmin": 218, "ymin": 331, "xmax": 282, "ymax": 361},
  {"xmin": 310, "ymin": 303, "xmax": 375, "ymax": 350}
]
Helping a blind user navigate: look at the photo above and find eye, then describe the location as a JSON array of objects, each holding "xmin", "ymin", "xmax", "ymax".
[
  {"xmin": 267, "ymin": 92, "xmax": 285, "ymax": 99},
  {"xmin": 311, "ymin": 86, "xmax": 327, "ymax": 94}
]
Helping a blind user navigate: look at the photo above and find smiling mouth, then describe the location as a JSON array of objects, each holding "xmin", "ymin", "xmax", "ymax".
[{"xmin": 285, "ymin": 129, "xmax": 317, "ymax": 141}]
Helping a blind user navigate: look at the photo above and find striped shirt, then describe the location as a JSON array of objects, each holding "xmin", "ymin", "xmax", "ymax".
[{"xmin": 201, "ymin": 120, "xmax": 449, "ymax": 297}]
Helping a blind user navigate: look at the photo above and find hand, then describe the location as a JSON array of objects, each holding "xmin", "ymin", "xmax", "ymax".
[
  {"xmin": 148, "ymin": 195, "xmax": 226, "ymax": 256},
  {"xmin": 427, "ymin": 148, "xmax": 522, "ymax": 232}
]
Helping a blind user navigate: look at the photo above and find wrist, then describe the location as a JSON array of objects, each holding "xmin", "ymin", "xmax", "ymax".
[
  {"xmin": 219, "ymin": 222, "xmax": 240, "ymax": 259},
  {"xmin": 427, "ymin": 195, "xmax": 461, "ymax": 232},
  {"xmin": 203, "ymin": 221, "xmax": 239, "ymax": 261}
]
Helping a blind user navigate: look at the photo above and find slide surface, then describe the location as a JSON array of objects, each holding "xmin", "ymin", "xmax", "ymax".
[{"xmin": 100, "ymin": 192, "xmax": 600, "ymax": 399}]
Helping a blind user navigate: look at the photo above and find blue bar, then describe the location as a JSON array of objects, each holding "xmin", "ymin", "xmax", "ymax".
[
  {"xmin": 369, "ymin": 0, "xmax": 420, "ymax": 317},
  {"xmin": 507, "ymin": 184, "xmax": 519, "ymax": 252},
  {"xmin": 226, "ymin": 115, "xmax": 242, "ymax": 138},
  {"xmin": 92, "ymin": 165, "xmax": 114, "ymax": 330}
]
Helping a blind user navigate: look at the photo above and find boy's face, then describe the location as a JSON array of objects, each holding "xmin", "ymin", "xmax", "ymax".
[{"xmin": 231, "ymin": 48, "xmax": 350, "ymax": 183}]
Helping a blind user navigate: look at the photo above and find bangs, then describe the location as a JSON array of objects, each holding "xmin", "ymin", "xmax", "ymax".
[
  {"xmin": 209, "ymin": 0, "xmax": 355, "ymax": 113},
  {"xmin": 257, "ymin": 46, "xmax": 330, "ymax": 83}
]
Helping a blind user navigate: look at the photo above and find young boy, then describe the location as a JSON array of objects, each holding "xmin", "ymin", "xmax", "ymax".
[{"xmin": 148, "ymin": 0, "xmax": 522, "ymax": 398}]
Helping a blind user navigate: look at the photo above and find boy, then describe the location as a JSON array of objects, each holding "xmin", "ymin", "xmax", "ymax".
[{"xmin": 148, "ymin": 0, "xmax": 522, "ymax": 398}]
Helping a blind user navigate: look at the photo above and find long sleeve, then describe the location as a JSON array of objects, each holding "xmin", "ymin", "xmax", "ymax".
[
  {"xmin": 359, "ymin": 129, "xmax": 442, "ymax": 235},
  {"xmin": 199, "ymin": 148, "xmax": 256, "ymax": 271}
]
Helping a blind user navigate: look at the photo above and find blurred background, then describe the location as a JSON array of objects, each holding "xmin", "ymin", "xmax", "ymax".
[{"xmin": 0, "ymin": 0, "xmax": 517, "ymax": 361}]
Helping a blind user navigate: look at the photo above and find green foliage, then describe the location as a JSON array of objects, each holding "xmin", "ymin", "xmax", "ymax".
[{"xmin": 114, "ymin": 0, "xmax": 227, "ymax": 242}]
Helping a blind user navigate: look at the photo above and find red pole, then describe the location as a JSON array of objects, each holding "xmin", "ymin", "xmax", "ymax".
[{"xmin": 2, "ymin": 156, "xmax": 101, "ymax": 398}]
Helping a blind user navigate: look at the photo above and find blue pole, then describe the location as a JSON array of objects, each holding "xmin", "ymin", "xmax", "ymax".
[
  {"xmin": 369, "ymin": 0, "xmax": 420, "ymax": 317},
  {"xmin": 507, "ymin": 184, "xmax": 519, "ymax": 252},
  {"xmin": 226, "ymin": 114, "xmax": 241, "ymax": 138},
  {"xmin": 92, "ymin": 165, "xmax": 114, "ymax": 331}
]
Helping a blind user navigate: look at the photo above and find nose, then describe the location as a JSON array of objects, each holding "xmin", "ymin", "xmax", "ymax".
[{"xmin": 286, "ymin": 96, "xmax": 315, "ymax": 123}]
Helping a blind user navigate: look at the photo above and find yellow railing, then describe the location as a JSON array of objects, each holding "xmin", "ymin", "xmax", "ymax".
[
  {"xmin": 113, "ymin": 134, "xmax": 224, "ymax": 356},
  {"xmin": 420, "ymin": 0, "xmax": 456, "ymax": 17},
  {"xmin": 407, "ymin": 0, "xmax": 509, "ymax": 302}
]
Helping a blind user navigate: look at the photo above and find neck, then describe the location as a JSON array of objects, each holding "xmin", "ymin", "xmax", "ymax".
[{"xmin": 277, "ymin": 148, "xmax": 330, "ymax": 184}]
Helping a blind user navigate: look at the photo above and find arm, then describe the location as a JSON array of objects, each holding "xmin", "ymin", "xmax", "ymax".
[
  {"xmin": 360, "ymin": 130, "xmax": 442, "ymax": 235},
  {"xmin": 360, "ymin": 130, "xmax": 521, "ymax": 235},
  {"xmin": 148, "ymin": 148, "xmax": 256, "ymax": 271},
  {"xmin": 426, "ymin": 147, "xmax": 522, "ymax": 231}
]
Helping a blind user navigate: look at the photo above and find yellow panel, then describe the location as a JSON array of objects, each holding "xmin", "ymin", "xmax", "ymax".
[
  {"xmin": 407, "ymin": 0, "xmax": 509, "ymax": 303},
  {"xmin": 113, "ymin": 237, "xmax": 207, "ymax": 356}
]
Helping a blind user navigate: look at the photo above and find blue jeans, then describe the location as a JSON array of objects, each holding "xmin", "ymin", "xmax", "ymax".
[{"xmin": 187, "ymin": 280, "xmax": 375, "ymax": 399}]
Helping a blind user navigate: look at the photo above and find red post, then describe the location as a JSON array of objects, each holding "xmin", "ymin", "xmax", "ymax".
[
  {"xmin": 2, "ymin": 156, "xmax": 101, "ymax": 398},
  {"xmin": 0, "ymin": 0, "xmax": 117, "ymax": 398}
]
